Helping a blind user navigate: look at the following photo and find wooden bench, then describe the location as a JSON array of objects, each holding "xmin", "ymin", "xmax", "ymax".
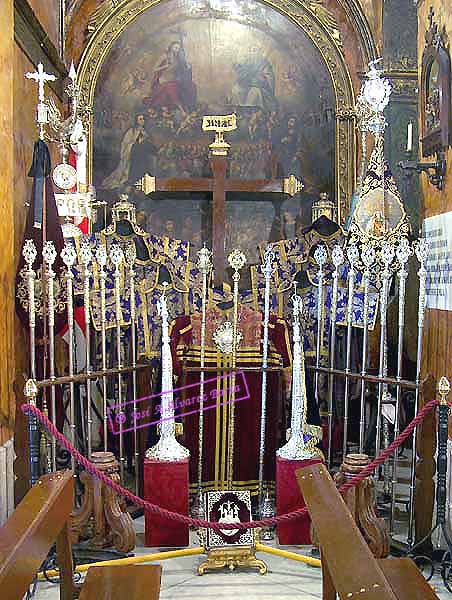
[
  {"xmin": 296, "ymin": 462, "xmax": 439, "ymax": 600},
  {"xmin": 0, "ymin": 471, "xmax": 161, "ymax": 599}
]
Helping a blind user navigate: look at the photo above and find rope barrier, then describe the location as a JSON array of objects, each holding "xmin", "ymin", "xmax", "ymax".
[{"xmin": 22, "ymin": 398, "xmax": 439, "ymax": 531}]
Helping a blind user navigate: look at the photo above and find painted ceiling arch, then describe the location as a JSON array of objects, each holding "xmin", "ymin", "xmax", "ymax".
[
  {"xmin": 66, "ymin": 0, "xmax": 378, "ymax": 88},
  {"xmin": 72, "ymin": 0, "xmax": 366, "ymax": 224}
]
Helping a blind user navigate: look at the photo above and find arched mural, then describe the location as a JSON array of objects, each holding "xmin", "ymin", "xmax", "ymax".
[
  {"xmin": 74, "ymin": 0, "xmax": 366, "ymax": 263},
  {"xmin": 91, "ymin": 0, "xmax": 336, "ymax": 257}
]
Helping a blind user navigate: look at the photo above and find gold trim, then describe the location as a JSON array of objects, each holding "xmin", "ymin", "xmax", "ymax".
[{"xmin": 76, "ymin": 0, "xmax": 357, "ymax": 224}]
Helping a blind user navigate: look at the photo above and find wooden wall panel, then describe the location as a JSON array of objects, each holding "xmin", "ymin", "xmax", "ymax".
[
  {"xmin": 26, "ymin": 0, "xmax": 60, "ymax": 51},
  {"xmin": 0, "ymin": 0, "xmax": 15, "ymax": 446},
  {"xmin": 418, "ymin": 0, "xmax": 452, "ymax": 391}
]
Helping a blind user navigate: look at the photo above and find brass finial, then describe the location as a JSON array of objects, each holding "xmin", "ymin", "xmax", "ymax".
[{"xmin": 438, "ymin": 376, "xmax": 451, "ymax": 405}]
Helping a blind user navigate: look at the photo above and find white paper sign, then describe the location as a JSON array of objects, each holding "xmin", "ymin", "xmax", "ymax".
[{"xmin": 423, "ymin": 212, "xmax": 452, "ymax": 310}]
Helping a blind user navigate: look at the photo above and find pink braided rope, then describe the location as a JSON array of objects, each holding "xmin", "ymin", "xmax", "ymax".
[{"xmin": 22, "ymin": 398, "xmax": 439, "ymax": 531}]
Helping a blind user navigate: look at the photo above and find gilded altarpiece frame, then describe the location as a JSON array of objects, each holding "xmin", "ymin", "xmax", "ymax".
[{"xmin": 76, "ymin": 0, "xmax": 357, "ymax": 225}]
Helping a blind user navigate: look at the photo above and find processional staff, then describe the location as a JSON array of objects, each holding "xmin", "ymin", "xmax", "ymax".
[
  {"xmin": 61, "ymin": 242, "xmax": 77, "ymax": 470},
  {"xmin": 110, "ymin": 244, "xmax": 126, "ymax": 479},
  {"xmin": 43, "ymin": 241, "xmax": 58, "ymax": 471},
  {"xmin": 258, "ymin": 245, "xmax": 275, "ymax": 513},
  {"xmin": 327, "ymin": 244, "xmax": 344, "ymax": 468},
  {"xmin": 389, "ymin": 238, "xmax": 412, "ymax": 534},
  {"xmin": 125, "ymin": 242, "xmax": 140, "ymax": 496},
  {"xmin": 80, "ymin": 240, "xmax": 94, "ymax": 460},
  {"xmin": 25, "ymin": 62, "xmax": 56, "ymax": 140},
  {"xmin": 313, "ymin": 244, "xmax": 327, "ymax": 408},
  {"xmin": 193, "ymin": 246, "xmax": 212, "ymax": 517},
  {"xmin": 408, "ymin": 238, "xmax": 429, "ymax": 546},
  {"xmin": 226, "ymin": 249, "xmax": 247, "ymax": 489},
  {"xmin": 95, "ymin": 245, "xmax": 109, "ymax": 452},
  {"xmin": 343, "ymin": 243, "xmax": 359, "ymax": 460},
  {"xmin": 359, "ymin": 243, "xmax": 376, "ymax": 454}
]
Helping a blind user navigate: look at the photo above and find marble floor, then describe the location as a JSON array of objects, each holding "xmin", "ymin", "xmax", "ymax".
[{"xmin": 29, "ymin": 519, "xmax": 452, "ymax": 599}]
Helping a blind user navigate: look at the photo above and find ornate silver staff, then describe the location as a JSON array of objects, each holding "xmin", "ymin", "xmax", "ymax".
[
  {"xmin": 25, "ymin": 63, "xmax": 56, "ymax": 140},
  {"xmin": 43, "ymin": 241, "xmax": 58, "ymax": 471},
  {"xmin": 61, "ymin": 242, "xmax": 77, "ymax": 469},
  {"xmin": 110, "ymin": 244, "xmax": 125, "ymax": 479},
  {"xmin": 375, "ymin": 242, "xmax": 395, "ymax": 459},
  {"xmin": 193, "ymin": 246, "xmax": 212, "ymax": 516},
  {"xmin": 80, "ymin": 240, "xmax": 93, "ymax": 460},
  {"xmin": 314, "ymin": 245, "xmax": 327, "ymax": 406},
  {"xmin": 23, "ymin": 240, "xmax": 38, "ymax": 381},
  {"xmin": 408, "ymin": 238, "xmax": 429, "ymax": 546},
  {"xmin": 227, "ymin": 249, "xmax": 247, "ymax": 489},
  {"xmin": 327, "ymin": 244, "xmax": 344, "ymax": 468},
  {"xmin": 125, "ymin": 242, "xmax": 139, "ymax": 495},
  {"xmin": 277, "ymin": 288, "xmax": 321, "ymax": 461},
  {"xmin": 146, "ymin": 284, "xmax": 190, "ymax": 461},
  {"xmin": 95, "ymin": 244, "xmax": 108, "ymax": 452},
  {"xmin": 258, "ymin": 245, "xmax": 275, "ymax": 513},
  {"xmin": 343, "ymin": 243, "xmax": 359, "ymax": 459},
  {"xmin": 359, "ymin": 243, "xmax": 376, "ymax": 452},
  {"xmin": 389, "ymin": 238, "xmax": 412, "ymax": 532},
  {"xmin": 23, "ymin": 241, "xmax": 40, "ymax": 484}
]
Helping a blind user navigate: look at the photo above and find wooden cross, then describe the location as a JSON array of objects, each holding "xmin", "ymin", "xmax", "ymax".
[{"xmin": 137, "ymin": 114, "xmax": 303, "ymax": 281}]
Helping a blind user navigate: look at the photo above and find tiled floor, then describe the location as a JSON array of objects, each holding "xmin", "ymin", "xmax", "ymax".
[{"xmin": 29, "ymin": 520, "xmax": 452, "ymax": 599}]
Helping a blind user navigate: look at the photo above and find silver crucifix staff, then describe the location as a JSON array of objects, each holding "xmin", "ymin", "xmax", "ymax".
[
  {"xmin": 25, "ymin": 63, "xmax": 56, "ymax": 140},
  {"xmin": 258, "ymin": 245, "xmax": 275, "ymax": 513}
]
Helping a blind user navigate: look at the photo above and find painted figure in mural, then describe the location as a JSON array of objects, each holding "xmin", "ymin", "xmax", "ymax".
[
  {"xmin": 145, "ymin": 39, "xmax": 197, "ymax": 115},
  {"xmin": 231, "ymin": 47, "xmax": 277, "ymax": 113},
  {"xmin": 277, "ymin": 115, "xmax": 302, "ymax": 176},
  {"xmin": 101, "ymin": 113, "xmax": 155, "ymax": 189}
]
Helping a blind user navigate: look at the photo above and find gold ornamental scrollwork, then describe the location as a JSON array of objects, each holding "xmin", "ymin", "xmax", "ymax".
[{"xmin": 77, "ymin": 0, "xmax": 357, "ymax": 223}]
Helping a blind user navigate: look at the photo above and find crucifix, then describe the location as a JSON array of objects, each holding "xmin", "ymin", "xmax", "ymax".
[
  {"xmin": 136, "ymin": 114, "xmax": 303, "ymax": 282},
  {"xmin": 25, "ymin": 62, "xmax": 57, "ymax": 140}
]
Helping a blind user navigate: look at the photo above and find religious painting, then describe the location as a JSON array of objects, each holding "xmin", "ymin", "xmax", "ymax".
[
  {"xmin": 420, "ymin": 10, "xmax": 451, "ymax": 157},
  {"xmin": 93, "ymin": 0, "xmax": 336, "ymax": 264},
  {"xmin": 204, "ymin": 490, "xmax": 253, "ymax": 548}
]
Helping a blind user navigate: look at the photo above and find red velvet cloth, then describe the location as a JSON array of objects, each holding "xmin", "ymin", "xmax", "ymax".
[
  {"xmin": 170, "ymin": 309, "xmax": 291, "ymax": 492},
  {"xmin": 144, "ymin": 458, "xmax": 189, "ymax": 547},
  {"xmin": 276, "ymin": 456, "xmax": 323, "ymax": 545}
]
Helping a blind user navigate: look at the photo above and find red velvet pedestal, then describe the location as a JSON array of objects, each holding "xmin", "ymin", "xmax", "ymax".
[
  {"xmin": 276, "ymin": 456, "xmax": 322, "ymax": 545},
  {"xmin": 144, "ymin": 458, "xmax": 189, "ymax": 547}
]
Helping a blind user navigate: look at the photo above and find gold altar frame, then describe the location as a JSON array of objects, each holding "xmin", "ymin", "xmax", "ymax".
[{"xmin": 76, "ymin": 0, "xmax": 376, "ymax": 224}]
